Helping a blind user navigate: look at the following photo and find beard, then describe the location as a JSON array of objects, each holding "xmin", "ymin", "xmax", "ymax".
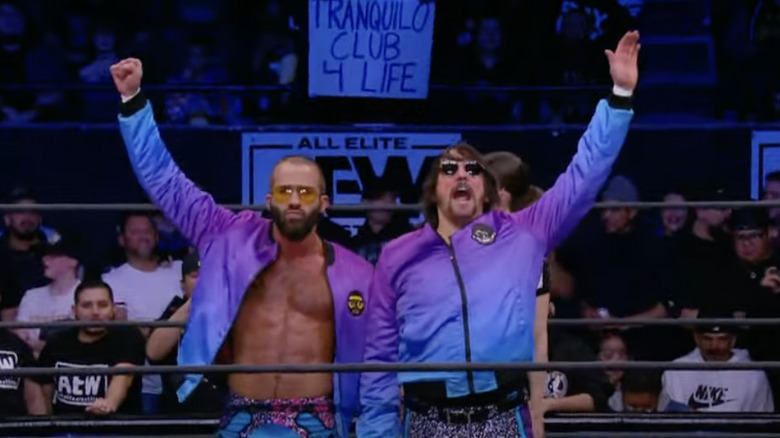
[
  {"xmin": 270, "ymin": 205, "xmax": 321, "ymax": 242},
  {"xmin": 10, "ymin": 227, "xmax": 37, "ymax": 241}
]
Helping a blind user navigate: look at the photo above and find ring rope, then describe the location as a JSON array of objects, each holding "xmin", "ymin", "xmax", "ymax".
[
  {"xmin": 1, "ymin": 413, "xmax": 778, "ymax": 428},
  {"xmin": 0, "ymin": 199, "xmax": 778, "ymax": 213},
  {"xmin": 3, "ymin": 361, "xmax": 780, "ymax": 377},
  {"xmin": 0, "ymin": 83, "xmax": 715, "ymax": 92},
  {"xmin": 0, "ymin": 318, "xmax": 776, "ymax": 330},
  {"xmin": 6, "ymin": 121, "xmax": 780, "ymax": 131}
]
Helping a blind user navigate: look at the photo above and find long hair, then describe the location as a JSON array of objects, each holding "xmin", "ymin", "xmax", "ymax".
[
  {"xmin": 483, "ymin": 151, "xmax": 542, "ymax": 212},
  {"xmin": 420, "ymin": 142, "xmax": 500, "ymax": 228}
]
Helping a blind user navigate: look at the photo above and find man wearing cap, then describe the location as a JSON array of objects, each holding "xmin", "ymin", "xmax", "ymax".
[
  {"xmin": 661, "ymin": 310, "xmax": 773, "ymax": 412},
  {"xmin": 0, "ymin": 187, "xmax": 61, "ymax": 321},
  {"xmin": 726, "ymin": 208, "xmax": 780, "ymax": 410},
  {"xmin": 16, "ymin": 237, "xmax": 82, "ymax": 357}
]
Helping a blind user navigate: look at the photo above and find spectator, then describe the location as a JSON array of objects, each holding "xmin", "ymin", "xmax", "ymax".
[
  {"xmin": 35, "ymin": 280, "xmax": 146, "ymax": 415},
  {"xmin": 102, "ymin": 212, "xmax": 182, "ymax": 414},
  {"xmin": 164, "ymin": 34, "xmax": 229, "ymax": 125},
  {"xmin": 577, "ymin": 176, "xmax": 673, "ymax": 359},
  {"xmin": 102, "ymin": 212, "xmax": 182, "ymax": 323},
  {"xmin": 349, "ymin": 183, "xmax": 413, "ymax": 265},
  {"xmin": 662, "ymin": 311, "xmax": 774, "ymax": 412},
  {"xmin": 0, "ymin": 0, "xmax": 65, "ymax": 123},
  {"xmin": 727, "ymin": 208, "xmax": 780, "ymax": 410},
  {"xmin": 77, "ymin": 21, "xmax": 120, "ymax": 122},
  {"xmin": 453, "ymin": 15, "xmax": 519, "ymax": 123},
  {"xmin": 0, "ymin": 186, "xmax": 60, "ymax": 321},
  {"xmin": 0, "ymin": 326, "xmax": 46, "ymax": 415},
  {"xmin": 146, "ymin": 250, "xmax": 224, "ymax": 414},
  {"xmin": 15, "ymin": 236, "xmax": 82, "ymax": 357},
  {"xmin": 599, "ymin": 331, "xmax": 629, "ymax": 391},
  {"xmin": 659, "ymin": 191, "xmax": 690, "ymax": 238},
  {"xmin": 610, "ymin": 369, "xmax": 687, "ymax": 412},
  {"xmin": 545, "ymin": 302, "xmax": 612, "ymax": 413},
  {"xmin": 674, "ymin": 187, "xmax": 737, "ymax": 318}
]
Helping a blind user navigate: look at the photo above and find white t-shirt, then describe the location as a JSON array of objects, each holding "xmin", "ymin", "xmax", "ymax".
[
  {"xmin": 102, "ymin": 261, "xmax": 183, "ymax": 321},
  {"xmin": 102, "ymin": 261, "xmax": 183, "ymax": 396},
  {"xmin": 16, "ymin": 282, "xmax": 80, "ymax": 343},
  {"xmin": 662, "ymin": 348, "xmax": 774, "ymax": 412}
]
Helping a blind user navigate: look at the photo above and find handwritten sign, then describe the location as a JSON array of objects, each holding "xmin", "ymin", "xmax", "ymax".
[
  {"xmin": 241, "ymin": 132, "xmax": 461, "ymax": 231},
  {"xmin": 308, "ymin": 0, "xmax": 436, "ymax": 99}
]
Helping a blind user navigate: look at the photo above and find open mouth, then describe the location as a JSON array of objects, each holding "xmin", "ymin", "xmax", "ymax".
[{"xmin": 452, "ymin": 182, "xmax": 473, "ymax": 202}]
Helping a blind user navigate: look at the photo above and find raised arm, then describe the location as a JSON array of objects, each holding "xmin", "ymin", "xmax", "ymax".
[
  {"xmin": 111, "ymin": 58, "xmax": 240, "ymax": 248},
  {"xmin": 513, "ymin": 31, "xmax": 640, "ymax": 250},
  {"xmin": 357, "ymin": 255, "xmax": 402, "ymax": 438}
]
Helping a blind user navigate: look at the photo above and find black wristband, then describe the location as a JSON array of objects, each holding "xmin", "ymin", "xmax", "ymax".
[
  {"xmin": 119, "ymin": 90, "xmax": 148, "ymax": 117},
  {"xmin": 607, "ymin": 92, "xmax": 632, "ymax": 110}
]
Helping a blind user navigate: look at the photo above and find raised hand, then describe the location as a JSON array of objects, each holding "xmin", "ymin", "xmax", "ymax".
[
  {"xmin": 604, "ymin": 31, "xmax": 640, "ymax": 94},
  {"xmin": 109, "ymin": 58, "xmax": 143, "ymax": 100}
]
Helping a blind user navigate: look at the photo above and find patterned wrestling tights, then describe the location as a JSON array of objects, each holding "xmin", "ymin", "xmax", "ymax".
[{"xmin": 406, "ymin": 403, "xmax": 534, "ymax": 438}]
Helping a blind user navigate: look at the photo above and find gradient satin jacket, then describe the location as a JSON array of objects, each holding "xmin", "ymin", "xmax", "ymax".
[
  {"xmin": 357, "ymin": 98, "xmax": 633, "ymax": 437},
  {"xmin": 117, "ymin": 94, "xmax": 373, "ymax": 438}
]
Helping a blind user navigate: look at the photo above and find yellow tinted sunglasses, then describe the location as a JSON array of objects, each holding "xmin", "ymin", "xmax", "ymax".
[{"xmin": 271, "ymin": 185, "xmax": 320, "ymax": 205}]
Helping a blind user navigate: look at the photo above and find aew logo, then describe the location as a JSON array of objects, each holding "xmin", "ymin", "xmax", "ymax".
[
  {"xmin": 0, "ymin": 351, "xmax": 20, "ymax": 390},
  {"xmin": 545, "ymin": 370, "xmax": 569, "ymax": 399},
  {"xmin": 242, "ymin": 133, "xmax": 462, "ymax": 230},
  {"xmin": 54, "ymin": 362, "xmax": 108, "ymax": 406},
  {"xmin": 687, "ymin": 385, "xmax": 735, "ymax": 409}
]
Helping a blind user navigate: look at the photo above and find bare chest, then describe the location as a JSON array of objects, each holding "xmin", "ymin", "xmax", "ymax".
[{"xmin": 240, "ymin": 257, "xmax": 334, "ymax": 322}]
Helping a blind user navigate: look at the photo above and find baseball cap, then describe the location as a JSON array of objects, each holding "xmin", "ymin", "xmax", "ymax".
[
  {"xmin": 601, "ymin": 175, "xmax": 639, "ymax": 202},
  {"xmin": 44, "ymin": 236, "xmax": 81, "ymax": 261},
  {"xmin": 729, "ymin": 208, "xmax": 770, "ymax": 232},
  {"xmin": 691, "ymin": 186, "xmax": 730, "ymax": 202},
  {"xmin": 695, "ymin": 307, "xmax": 738, "ymax": 335},
  {"xmin": 7, "ymin": 186, "xmax": 37, "ymax": 204},
  {"xmin": 181, "ymin": 250, "xmax": 200, "ymax": 278}
]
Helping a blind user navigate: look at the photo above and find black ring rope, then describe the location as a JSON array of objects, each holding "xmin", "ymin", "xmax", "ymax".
[
  {"xmin": 0, "ymin": 200, "xmax": 778, "ymax": 213},
  {"xmin": 4, "ymin": 361, "xmax": 780, "ymax": 378},
  {"xmin": 0, "ymin": 318, "xmax": 777, "ymax": 330}
]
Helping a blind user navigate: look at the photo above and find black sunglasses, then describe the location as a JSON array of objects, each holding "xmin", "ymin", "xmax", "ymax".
[{"xmin": 439, "ymin": 159, "xmax": 484, "ymax": 177}]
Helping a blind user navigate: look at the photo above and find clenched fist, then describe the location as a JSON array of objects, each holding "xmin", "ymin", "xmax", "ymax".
[{"xmin": 110, "ymin": 58, "xmax": 143, "ymax": 100}]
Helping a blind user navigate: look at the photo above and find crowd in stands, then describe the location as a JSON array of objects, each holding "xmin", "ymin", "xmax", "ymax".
[
  {"xmin": 1, "ymin": 0, "xmax": 778, "ymax": 125},
  {"xmin": 2, "ymin": 163, "xmax": 780, "ymax": 417}
]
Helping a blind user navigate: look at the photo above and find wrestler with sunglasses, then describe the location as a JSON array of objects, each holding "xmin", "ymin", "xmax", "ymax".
[
  {"xmin": 358, "ymin": 30, "xmax": 641, "ymax": 438},
  {"xmin": 110, "ymin": 58, "xmax": 373, "ymax": 438}
]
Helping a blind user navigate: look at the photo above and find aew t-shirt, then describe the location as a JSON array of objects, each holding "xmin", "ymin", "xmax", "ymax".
[
  {"xmin": 0, "ymin": 329, "xmax": 36, "ymax": 415},
  {"xmin": 36, "ymin": 327, "xmax": 145, "ymax": 415}
]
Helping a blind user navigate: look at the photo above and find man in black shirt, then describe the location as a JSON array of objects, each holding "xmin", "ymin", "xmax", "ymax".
[
  {"xmin": 0, "ymin": 187, "xmax": 59, "ymax": 320},
  {"xmin": 36, "ymin": 280, "xmax": 145, "ymax": 415},
  {"xmin": 726, "ymin": 208, "xmax": 780, "ymax": 410},
  {"xmin": 0, "ymin": 328, "xmax": 46, "ymax": 416}
]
